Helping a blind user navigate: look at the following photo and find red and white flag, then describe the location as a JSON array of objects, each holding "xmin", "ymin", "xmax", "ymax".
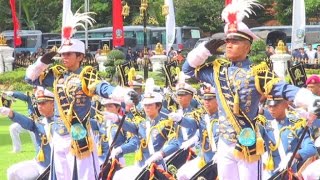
[{"xmin": 113, "ymin": 0, "xmax": 124, "ymax": 47}]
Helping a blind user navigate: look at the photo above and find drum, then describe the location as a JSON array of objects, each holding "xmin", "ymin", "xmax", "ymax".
[
  {"xmin": 268, "ymin": 169, "xmax": 299, "ymax": 180},
  {"xmin": 166, "ymin": 148, "xmax": 197, "ymax": 177},
  {"xmin": 190, "ymin": 160, "xmax": 218, "ymax": 180},
  {"xmin": 36, "ymin": 166, "xmax": 50, "ymax": 180},
  {"xmin": 135, "ymin": 163, "xmax": 174, "ymax": 180},
  {"xmin": 100, "ymin": 158, "xmax": 122, "ymax": 180}
]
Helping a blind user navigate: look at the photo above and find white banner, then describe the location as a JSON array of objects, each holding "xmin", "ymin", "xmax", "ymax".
[
  {"xmin": 165, "ymin": 0, "xmax": 176, "ymax": 55},
  {"xmin": 291, "ymin": 0, "xmax": 306, "ymax": 51}
]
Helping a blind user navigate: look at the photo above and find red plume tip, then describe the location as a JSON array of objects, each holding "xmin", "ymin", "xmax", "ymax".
[
  {"xmin": 228, "ymin": 13, "xmax": 237, "ymax": 24},
  {"xmin": 63, "ymin": 26, "xmax": 73, "ymax": 39}
]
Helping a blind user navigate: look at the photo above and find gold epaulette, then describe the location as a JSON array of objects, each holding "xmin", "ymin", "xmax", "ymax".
[
  {"xmin": 253, "ymin": 62, "xmax": 280, "ymax": 96},
  {"xmin": 194, "ymin": 58, "xmax": 229, "ymax": 78},
  {"xmin": 39, "ymin": 65, "xmax": 66, "ymax": 84},
  {"xmin": 79, "ymin": 66, "xmax": 100, "ymax": 97},
  {"xmin": 250, "ymin": 61, "xmax": 270, "ymax": 76},
  {"xmin": 51, "ymin": 65, "xmax": 67, "ymax": 76}
]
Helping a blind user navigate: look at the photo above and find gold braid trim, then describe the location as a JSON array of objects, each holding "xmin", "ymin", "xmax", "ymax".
[
  {"xmin": 39, "ymin": 65, "xmax": 66, "ymax": 85},
  {"xmin": 252, "ymin": 62, "xmax": 281, "ymax": 96},
  {"xmin": 250, "ymin": 62, "xmax": 269, "ymax": 76},
  {"xmin": 79, "ymin": 66, "xmax": 100, "ymax": 97},
  {"xmin": 269, "ymin": 118, "xmax": 306, "ymax": 152},
  {"xmin": 264, "ymin": 78, "xmax": 281, "ymax": 96},
  {"xmin": 213, "ymin": 59, "xmax": 241, "ymax": 134},
  {"xmin": 201, "ymin": 130, "xmax": 210, "ymax": 152},
  {"xmin": 53, "ymin": 73, "xmax": 93, "ymax": 159},
  {"xmin": 53, "ymin": 75, "xmax": 72, "ymax": 132}
]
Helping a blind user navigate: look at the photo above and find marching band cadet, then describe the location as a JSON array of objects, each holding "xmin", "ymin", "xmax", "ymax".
[
  {"xmin": 24, "ymin": 8, "xmax": 132, "ymax": 178},
  {"xmin": 5, "ymin": 88, "xmax": 38, "ymax": 153},
  {"xmin": 0, "ymin": 87, "xmax": 54, "ymax": 179},
  {"xmin": 169, "ymin": 79, "xmax": 199, "ymax": 146},
  {"xmin": 182, "ymin": 1, "xmax": 320, "ymax": 179},
  {"xmin": 109, "ymin": 79, "xmax": 175, "ymax": 179},
  {"xmin": 261, "ymin": 96, "xmax": 317, "ymax": 179},
  {"xmin": 176, "ymin": 84, "xmax": 219, "ymax": 179},
  {"xmin": 144, "ymin": 79, "xmax": 200, "ymax": 172},
  {"xmin": 99, "ymin": 97, "xmax": 137, "ymax": 166}
]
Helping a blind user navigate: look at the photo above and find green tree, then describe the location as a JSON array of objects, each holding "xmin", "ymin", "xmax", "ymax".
[{"xmin": 174, "ymin": 0, "xmax": 224, "ymax": 34}]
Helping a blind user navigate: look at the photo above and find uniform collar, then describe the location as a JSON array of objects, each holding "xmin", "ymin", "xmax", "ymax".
[
  {"xmin": 65, "ymin": 67, "xmax": 82, "ymax": 75},
  {"xmin": 275, "ymin": 117, "xmax": 288, "ymax": 125},
  {"xmin": 148, "ymin": 114, "xmax": 162, "ymax": 125},
  {"xmin": 231, "ymin": 59, "xmax": 250, "ymax": 68}
]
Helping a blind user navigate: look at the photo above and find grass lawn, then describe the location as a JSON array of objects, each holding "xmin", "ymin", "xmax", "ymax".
[
  {"xmin": 0, "ymin": 99, "xmax": 137, "ymax": 179},
  {"xmin": 0, "ymin": 100, "xmax": 34, "ymax": 178}
]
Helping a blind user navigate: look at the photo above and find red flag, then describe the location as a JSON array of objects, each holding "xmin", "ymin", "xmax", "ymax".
[
  {"xmin": 9, "ymin": 0, "xmax": 22, "ymax": 47},
  {"xmin": 112, "ymin": 0, "xmax": 124, "ymax": 47},
  {"xmin": 225, "ymin": 0, "xmax": 232, "ymax": 6}
]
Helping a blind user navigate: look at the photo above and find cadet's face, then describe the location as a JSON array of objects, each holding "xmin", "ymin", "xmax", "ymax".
[
  {"xmin": 225, "ymin": 39, "xmax": 251, "ymax": 61},
  {"xmin": 307, "ymin": 83, "xmax": 320, "ymax": 96},
  {"xmin": 267, "ymin": 101, "xmax": 288, "ymax": 119},
  {"xmin": 37, "ymin": 101, "xmax": 54, "ymax": 117},
  {"xmin": 104, "ymin": 104, "xmax": 119, "ymax": 114},
  {"xmin": 143, "ymin": 103, "xmax": 159, "ymax": 118},
  {"xmin": 203, "ymin": 98, "xmax": 218, "ymax": 114},
  {"xmin": 177, "ymin": 94, "xmax": 193, "ymax": 108},
  {"xmin": 61, "ymin": 52, "xmax": 83, "ymax": 71}
]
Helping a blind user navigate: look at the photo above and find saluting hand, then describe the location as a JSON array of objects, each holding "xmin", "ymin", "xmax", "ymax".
[
  {"xmin": 0, "ymin": 107, "xmax": 11, "ymax": 116},
  {"xmin": 40, "ymin": 51, "xmax": 58, "ymax": 65}
]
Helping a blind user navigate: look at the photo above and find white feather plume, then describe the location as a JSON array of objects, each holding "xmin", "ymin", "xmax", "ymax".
[
  {"xmin": 145, "ymin": 78, "xmax": 155, "ymax": 94},
  {"xmin": 221, "ymin": 0, "xmax": 263, "ymax": 23},
  {"xmin": 62, "ymin": 8, "xmax": 96, "ymax": 40},
  {"xmin": 178, "ymin": 71, "xmax": 186, "ymax": 84}
]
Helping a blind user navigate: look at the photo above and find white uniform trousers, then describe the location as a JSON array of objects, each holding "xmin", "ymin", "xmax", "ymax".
[
  {"xmin": 217, "ymin": 139, "xmax": 262, "ymax": 180},
  {"xmin": 51, "ymin": 132, "xmax": 99, "ymax": 180},
  {"xmin": 176, "ymin": 157, "xmax": 200, "ymax": 180},
  {"xmin": 302, "ymin": 159, "xmax": 320, "ymax": 180},
  {"xmin": 9, "ymin": 122, "xmax": 37, "ymax": 152},
  {"xmin": 7, "ymin": 159, "xmax": 45, "ymax": 180}
]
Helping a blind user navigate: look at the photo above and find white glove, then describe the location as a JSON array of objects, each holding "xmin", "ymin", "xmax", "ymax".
[
  {"xmin": 294, "ymin": 88, "xmax": 315, "ymax": 109},
  {"xmin": 186, "ymin": 41, "xmax": 211, "ymax": 68},
  {"xmin": 4, "ymin": 91, "xmax": 14, "ymax": 96},
  {"xmin": 277, "ymin": 152, "xmax": 293, "ymax": 171},
  {"xmin": 168, "ymin": 112, "xmax": 183, "ymax": 122},
  {"xmin": 102, "ymin": 112, "xmax": 119, "ymax": 123},
  {"xmin": 110, "ymin": 147, "xmax": 122, "ymax": 159},
  {"xmin": 180, "ymin": 135, "xmax": 199, "ymax": 150},
  {"xmin": 0, "ymin": 107, "xmax": 11, "ymax": 116},
  {"xmin": 145, "ymin": 151, "xmax": 163, "ymax": 165},
  {"xmin": 212, "ymin": 154, "xmax": 218, "ymax": 163},
  {"xmin": 110, "ymin": 86, "xmax": 132, "ymax": 102}
]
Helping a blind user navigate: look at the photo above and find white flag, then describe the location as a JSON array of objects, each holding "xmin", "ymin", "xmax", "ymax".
[
  {"xmin": 291, "ymin": 0, "xmax": 306, "ymax": 51},
  {"xmin": 165, "ymin": 0, "xmax": 176, "ymax": 55}
]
